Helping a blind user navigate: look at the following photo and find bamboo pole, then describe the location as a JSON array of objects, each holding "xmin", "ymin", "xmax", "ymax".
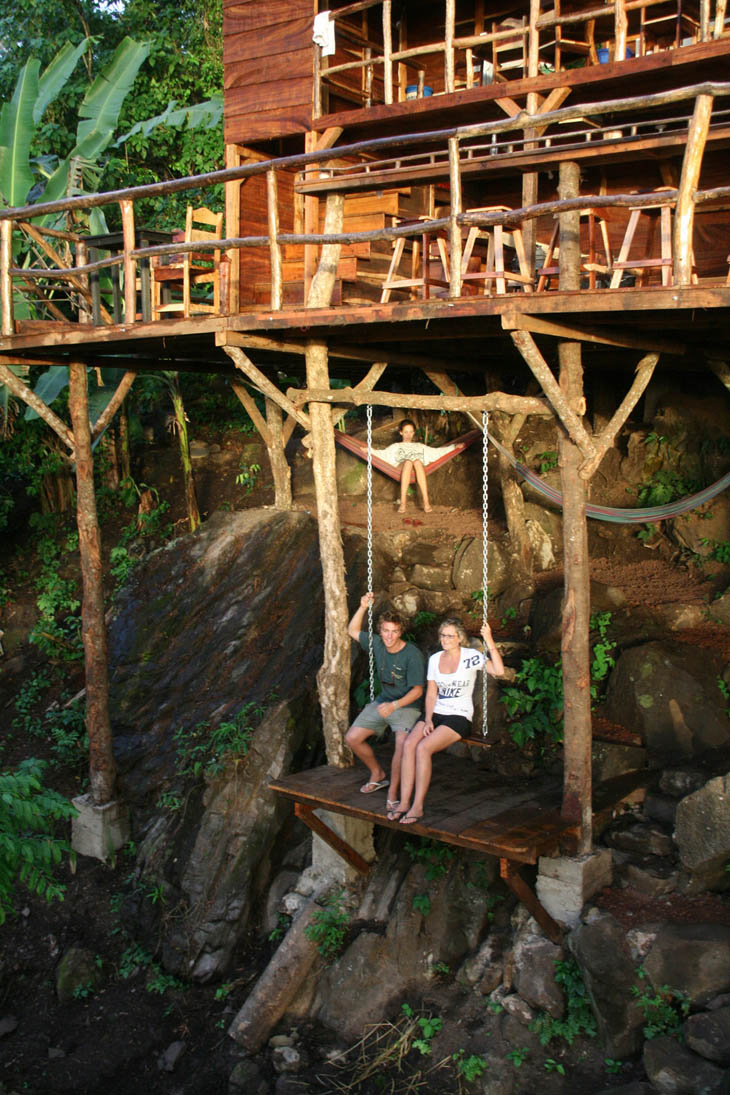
[
  {"xmin": 267, "ymin": 168, "xmax": 283, "ymax": 311},
  {"xmin": 445, "ymin": 0, "xmax": 456, "ymax": 94},
  {"xmin": 67, "ymin": 361, "xmax": 117, "ymax": 806},
  {"xmin": 1, "ymin": 221, "xmax": 13, "ymax": 337},
  {"xmin": 674, "ymin": 93, "xmax": 714, "ymax": 286},
  {"xmin": 120, "ymin": 199, "xmax": 137, "ymax": 324},
  {"xmin": 383, "ymin": 0, "xmax": 393, "ymax": 104},
  {"xmin": 448, "ymin": 137, "xmax": 462, "ymax": 298}
]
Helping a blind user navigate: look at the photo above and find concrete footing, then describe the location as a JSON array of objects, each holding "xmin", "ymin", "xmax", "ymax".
[
  {"xmin": 311, "ymin": 810, "xmax": 375, "ymax": 885},
  {"xmin": 71, "ymin": 794, "xmax": 130, "ymax": 861},
  {"xmin": 536, "ymin": 848, "xmax": 613, "ymax": 928}
]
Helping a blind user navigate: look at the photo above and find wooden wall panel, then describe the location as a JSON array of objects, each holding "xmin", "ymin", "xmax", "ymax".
[{"xmin": 223, "ymin": 0, "xmax": 313, "ymax": 145}]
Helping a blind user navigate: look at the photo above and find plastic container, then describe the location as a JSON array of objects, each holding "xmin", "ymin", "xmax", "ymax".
[
  {"xmin": 405, "ymin": 85, "xmax": 433, "ymax": 99},
  {"xmin": 597, "ymin": 46, "xmax": 634, "ymax": 63}
]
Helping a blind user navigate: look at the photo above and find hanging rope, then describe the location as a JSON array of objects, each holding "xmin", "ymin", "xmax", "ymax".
[
  {"xmin": 366, "ymin": 404, "xmax": 375, "ymax": 702},
  {"xmin": 488, "ymin": 430, "xmax": 730, "ymax": 524},
  {"xmin": 481, "ymin": 410, "xmax": 489, "ymax": 738}
]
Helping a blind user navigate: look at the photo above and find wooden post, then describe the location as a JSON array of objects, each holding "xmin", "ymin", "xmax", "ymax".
[
  {"xmin": 448, "ymin": 137, "xmax": 462, "ymax": 298},
  {"xmin": 225, "ymin": 144, "xmax": 242, "ymax": 315},
  {"xmin": 383, "ymin": 0, "xmax": 393, "ymax": 104},
  {"xmin": 76, "ymin": 240, "xmax": 91, "ymax": 325},
  {"xmin": 713, "ymin": 0, "xmax": 727, "ymax": 38},
  {"xmin": 265, "ymin": 398, "xmax": 292, "ymax": 509},
  {"xmin": 120, "ymin": 199, "xmax": 136, "ymax": 324},
  {"xmin": 674, "ymin": 93, "xmax": 713, "ymax": 286},
  {"xmin": 445, "ymin": 0, "xmax": 456, "ymax": 93},
  {"xmin": 304, "ymin": 132, "xmax": 319, "ymax": 302},
  {"xmin": 557, "ymin": 161, "xmax": 592, "ymax": 853},
  {"xmin": 267, "ymin": 168, "xmax": 283, "ymax": 310},
  {"xmin": 522, "ymin": 0, "xmax": 541, "ymax": 278},
  {"xmin": 614, "ymin": 0, "xmax": 628, "ymax": 61},
  {"xmin": 306, "ymin": 192, "xmax": 350, "ymax": 766},
  {"xmin": 67, "ymin": 361, "xmax": 117, "ymax": 806},
  {"xmin": 313, "ymin": 42, "xmax": 323, "ymax": 119},
  {"xmin": 1, "ymin": 220, "xmax": 13, "ymax": 337}
]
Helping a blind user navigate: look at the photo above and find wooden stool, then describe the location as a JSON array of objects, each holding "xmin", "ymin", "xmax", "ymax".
[
  {"xmin": 460, "ymin": 207, "xmax": 534, "ymax": 295},
  {"xmin": 536, "ymin": 209, "xmax": 612, "ymax": 292},
  {"xmin": 380, "ymin": 217, "xmax": 450, "ymax": 302}
]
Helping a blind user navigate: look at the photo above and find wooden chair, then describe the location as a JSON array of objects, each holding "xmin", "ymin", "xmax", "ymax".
[
  {"xmin": 380, "ymin": 218, "xmax": 449, "ymax": 302},
  {"xmin": 460, "ymin": 207, "xmax": 534, "ymax": 295},
  {"xmin": 152, "ymin": 206, "xmax": 223, "ymax": 318}
]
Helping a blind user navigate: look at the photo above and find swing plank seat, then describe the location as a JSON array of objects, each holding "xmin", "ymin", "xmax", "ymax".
[{"xmin": 334, "ymin": 429, "xmax": 481, "ymax": 484}]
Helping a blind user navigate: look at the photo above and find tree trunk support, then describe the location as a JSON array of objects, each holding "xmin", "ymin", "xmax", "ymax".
[
  {"xmin": 557, "ymin": 161, "xmax": 592, "ymax": 853},
  {"xmin": 67, "ymin": 362, "xmax": 117, "ymax": 806},
  {"xmin": 306, "ymin": 194, "xmax": 351, "ymax": 767},
  {"xmin": 673, "ymin": 93, "xmax": 713, "ymax": 286},
  {"xmin": 230, "ymin": 379, "xmax": 292, "ymax": 508},
  {"xmin": 294, "ymin": 803, "xmax": 371, "ymax": 876},
  {"xmin": 500, "ymin": 858, "xmax": 563, "ymax": 944}
]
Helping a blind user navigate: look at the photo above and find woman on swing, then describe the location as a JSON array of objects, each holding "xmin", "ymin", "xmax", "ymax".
[
  {"xmin": 389, "ymin": 617, "xmax": 504, "ymax": 825},
  {"xmin": 373, "ymin": 419, "xmax": 458, "ymax": 514}
]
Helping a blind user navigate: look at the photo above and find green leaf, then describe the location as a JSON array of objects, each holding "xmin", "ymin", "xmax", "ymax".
[
  {"xmin": 0, "ymin": 58, "xmax": 40, "ymax": 207},
  {"xmin": 115, "ymin": 93, "xmax": 223, "ymax": 146},
  {"xmin": 34, "ymin": 40, "xmax": 91, "ymax": 125},
  {"xmin": 24, "ymin": 367, "xmax": 68, "ymax": 420}
]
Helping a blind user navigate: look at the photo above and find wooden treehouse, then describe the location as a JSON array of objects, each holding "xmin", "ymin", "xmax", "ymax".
[{"xmin": 2, "ymin": 0, "xmax": 730, "ymax": 927}]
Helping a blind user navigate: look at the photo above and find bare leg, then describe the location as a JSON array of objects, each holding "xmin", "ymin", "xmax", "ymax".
[
  {"xmin": 345, "ymin": 725, "xmax": 386, "ymax": 787},
  {"xmin": 398, "ymin": 459, "xmax": 414, "ymax": 512},
  {"xmin": 393, "ymin": 720, "xmax": 426, "ymax": 817},
  {"xmin": 412, "ymin": 460, "xmax": 431, "ymax": 512},
  {"xmin": 388, "ymin": 730, "xmax": 407, "ymax": 806},
  {"xmin": 401, "ymin": 724, "xmax": 461, "ymax": 822}
]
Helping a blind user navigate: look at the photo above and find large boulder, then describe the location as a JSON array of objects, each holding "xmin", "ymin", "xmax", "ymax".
[
  {"xmin": 452, "ymin": 535, "xmax": 512, "ymax": 596},
  {"xmin": 603, "ymin": 641, "xmax": 730, "ymax": 760},
  {"xmin": 568, "ymin": 914, "xmax": 645, "ymax": 1057},
  {"xmin": 684, "ymin": 1007, "xmax": 730, "ymax": 1066},
  {"xmin": 643, "ymin": 1035, "xmax": 726, "ymax": 1094},
  {"xmin": 674, "ymin": 772, "xmax": 730, "ymax": 891},
  {"xmin": 642, "ymin": 925, "xmax": 730, "ymax": 1008},
  {"xmin": 108, "ymin": 511, "xmax": 331, "ymax": 979}
]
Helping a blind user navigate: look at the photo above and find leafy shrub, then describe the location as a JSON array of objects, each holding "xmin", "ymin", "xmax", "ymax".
[
  {"xmin": 305, "ymin": 890, "xmax": 350, "ymax": 959},
  {"xmin": 0, "ymin": 759, "xmax": 76, "ymax": 923},
  {"xmin": 529, "ymin": 958, "xmax": 597, "ymax": 1046},
  {"xmin": 632, "ymin": 969, "xmax": 690, "ymax": 1040}
]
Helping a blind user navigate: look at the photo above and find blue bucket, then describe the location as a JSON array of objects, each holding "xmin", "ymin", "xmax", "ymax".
[{"xmin": 405, "ymin": 85, "xmax": 433, "ymax": 99}]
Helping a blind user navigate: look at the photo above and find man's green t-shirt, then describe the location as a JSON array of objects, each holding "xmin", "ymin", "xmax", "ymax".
[{"xmin": 358, "ymin": 632, "xmax": 425, "ymax": 704}]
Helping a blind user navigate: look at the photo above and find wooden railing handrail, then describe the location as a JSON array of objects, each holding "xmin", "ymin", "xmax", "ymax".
[{"xmin": 1, "ymin": 81, "xmax": 728, "ymax": 226}]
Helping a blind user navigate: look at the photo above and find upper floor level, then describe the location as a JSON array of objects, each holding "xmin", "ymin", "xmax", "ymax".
[{"xmin": 223, "ymin": 0, "xmax": 730, "ymax": 144}]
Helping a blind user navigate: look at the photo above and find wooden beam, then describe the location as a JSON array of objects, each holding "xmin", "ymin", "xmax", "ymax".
[
  {"xmin": 448, "ymin": 137, "xmax": 462, "ymax": 299},
  {"xmin": 90, "ymin": 370, "xmax": 136, "ymax": 442},
  {"xmin": 500, "ymin": 859, "xmax": 562, "ymax": 944},
  {"xmin": 294, "ymin": 803, "xmax": 371, "ymax": 876},
  {"xmin": 501, "ymin": 313, "xmax": 685, "ymax": 355},
  {"xmin": 579, "ymin": 352, "xmax": 658, "ymax": 480},
  {"xmin": 509, "ymin": 330, "xmax": 596, "ymax": 459},
  {"xmin": 223, "ymin": 345, "xmax": 310, "ymax": 431},
  {"xmin": 230, "ymin": 378, "xmax": 272, "ymax": 446},
  {"xmin": 120, "ymin": 200, "xmax": 137, "ymax": 325},
  {"xmin": 267, "ymin": 168, "xmax": 282, "ymax": 311},
  {"xmin": 285, "ymin": 387, "xmax": 551, "ymax": 417},
  {"xmin": 225, "ymin": 145, "xmax": 242, "ymax": 315},
  {"xmin": 0, "ymin": 360, "xmax": 74, "ymax": 452}
]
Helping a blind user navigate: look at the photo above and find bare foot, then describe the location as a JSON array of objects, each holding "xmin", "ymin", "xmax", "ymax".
[
  {"xmin": 397, "ymin": 505, "xmax": 406, "ymax": 514},
  {"xmin": 423, "ymin": 505, "xmax": 432, "ymax": 513}
]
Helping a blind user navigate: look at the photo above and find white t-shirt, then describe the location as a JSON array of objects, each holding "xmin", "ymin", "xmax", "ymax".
[
  {"xmin": 372, "ymin": 440, "xmax": 457, "ymax": 467},
  {"xmin": 428, "ymin": 646, "xmax": 486, "ymax": 721}
]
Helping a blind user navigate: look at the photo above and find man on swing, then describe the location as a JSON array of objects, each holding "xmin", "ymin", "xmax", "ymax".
[{"xmin": 346, "ymin": 593, "xmax": 424, "ymax": 808}]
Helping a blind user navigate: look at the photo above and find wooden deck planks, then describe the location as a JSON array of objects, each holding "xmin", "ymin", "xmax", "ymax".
[{"xmin": 270, "ymin": 753, "xmax": 650, "ymax": 864}]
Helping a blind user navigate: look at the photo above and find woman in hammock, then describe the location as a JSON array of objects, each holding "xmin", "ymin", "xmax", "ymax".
[
  {"xmin": 373, "ymin": 419, "xmax": 458, "ymax": 513},
  {"xmin": 388, "ymin": 617, "xmax": 504, "ymax": 825}
]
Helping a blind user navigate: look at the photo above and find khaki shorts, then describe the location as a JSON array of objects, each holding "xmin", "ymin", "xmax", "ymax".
[{"xmin": 352, "ymin": 700, "xmax": 422, "ymax": 739}]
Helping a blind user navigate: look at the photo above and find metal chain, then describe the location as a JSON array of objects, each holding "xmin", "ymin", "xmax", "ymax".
[
  {"xmin": 366, "ymin": 404, "xmax": 375, "ymax": 701},
  {"xmin": 481, "ymin": 410, "xmax": 489, "ymax": 737}
]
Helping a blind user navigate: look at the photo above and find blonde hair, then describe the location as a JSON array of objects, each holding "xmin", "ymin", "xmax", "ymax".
[{"xmin": 438, "ymin": 617, "xmax": 468, "ymax": 646}]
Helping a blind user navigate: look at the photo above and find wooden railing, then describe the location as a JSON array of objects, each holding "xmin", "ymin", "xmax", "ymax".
[
  {"xmin": 1, "ymin": 81, "xmax": 729, "ymax": 333},
  {"xmin": 313, "ymin": 0, "xmax": 729, "ymax": 116}
]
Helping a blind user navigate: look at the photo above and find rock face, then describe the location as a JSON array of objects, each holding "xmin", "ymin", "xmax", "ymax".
[
  {"xmin": 603, "ymin": 642, "xmax": 730, "ymax": 760},
  {"xmin": 108, "ymin": 511, "xmax": 328, "ymax": 980},
  {"xmin": 643, "ymin": 1035, "xmax": 727, "ymax": 1094},
  {"xmin": 642, "ymin": 925, "xmax": 730, "ymax": 1008},
  {"xmin": 568, "ymin": 914, "xmax": 645, "ymax": 1058},
  {"xmin": 674, "ymin": 772, "xmax": 730, "ymax": 891}
]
